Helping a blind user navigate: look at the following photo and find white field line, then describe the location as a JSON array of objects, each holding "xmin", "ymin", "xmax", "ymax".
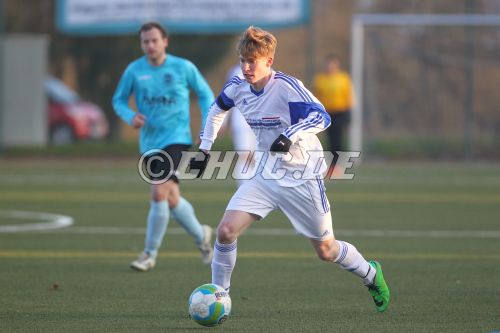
[
  {"xmin": 0, "ymin": 210, "xmax": 73, "ymax": 232},
  {"xmin": 21, "ymin": 226, "xmax": 500, "ymax": 238},
  {"xmin": 0, "ymin": 210, "xmax": 499, "ymax": 238}
]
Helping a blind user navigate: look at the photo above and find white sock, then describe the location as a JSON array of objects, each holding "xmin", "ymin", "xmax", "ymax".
[
  {"xmin": 211, "ymin": 240, "xmax": 237, "ymax": 290},
  {"xmin": 334, "ymin": 240, "xmax": 376, "ymax": 285}
]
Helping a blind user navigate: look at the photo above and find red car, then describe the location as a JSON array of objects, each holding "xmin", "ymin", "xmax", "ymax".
[{"xmin": 46, "ymin": 76, "xmax": 109, "ymax": 145}]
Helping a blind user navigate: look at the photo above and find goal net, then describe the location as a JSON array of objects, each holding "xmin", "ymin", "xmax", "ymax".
[{"xmin": 350, "ymin": 14, "xmax": 500, "ymax": 159}]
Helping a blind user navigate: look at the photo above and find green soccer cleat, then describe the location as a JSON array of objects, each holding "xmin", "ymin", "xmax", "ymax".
[{"xmin": 367, "ymin": 260, "xmax": 390, "ymax": 312}]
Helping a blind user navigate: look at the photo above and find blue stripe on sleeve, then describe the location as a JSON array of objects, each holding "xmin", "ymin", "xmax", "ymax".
[
  {"xmin": 223, "ymin": 76, "xmax": 243, "ymax": 90},
  {"xmin": 287, "ymin": 102, "xmax": 307, "ymax": 125},
  {"xmin": 284, "ymin": 114, "xmax": 322, "ymax": 138},
  {"xmin": 274, "ymin": 75, "xmax": 309, "ymax": 102},
  {"xmin": 275, "ymin": 72, "xmax": 314, "ymax": 102},
  {"xmin": 216, "ymin": 91, "xmax": 235, "ymax": 111},
  {"xmin": 283, "ymin": 102, "xmax": 331, "ymax": 139},
  {"xmin": 321, "ymin": 108, "xmax": 332, "ymax": 128},
  {"xmin": 287, "ymin": 102, "xmax": 324, "ymax": 125}
]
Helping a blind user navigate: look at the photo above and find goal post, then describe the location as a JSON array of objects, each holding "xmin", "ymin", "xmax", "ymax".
[{"xmin": 350, "ymin": 14, "xmax": 500, "ymax": 158}]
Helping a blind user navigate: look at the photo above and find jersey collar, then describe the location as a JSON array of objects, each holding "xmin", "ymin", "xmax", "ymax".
[{"xmin": 249, "ymin": 70, "xmax": 275, "ymax": 97}]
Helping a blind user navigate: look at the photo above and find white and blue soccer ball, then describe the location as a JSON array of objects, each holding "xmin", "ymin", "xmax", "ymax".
[{"xmin": 188, "ymin": 283, "xmax": 231, "ymax": 327}]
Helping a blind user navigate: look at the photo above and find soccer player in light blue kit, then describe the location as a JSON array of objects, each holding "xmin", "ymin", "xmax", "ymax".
[{"xmin": 113, "ymin": 22, "xmax": 214, "ymax": 271}]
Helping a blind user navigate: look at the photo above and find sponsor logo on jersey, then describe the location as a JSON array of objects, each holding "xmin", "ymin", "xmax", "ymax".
[
  {"xmin": 247, "ymin": 117, "xmax": 282, "ymax": 129},
  {"xmin": 143, "ymin": 95, "xmax": 176, "ymax": 106},
  {"xmin": 163, "ymin": 73, "xmax": 173, "ymax": 84}
]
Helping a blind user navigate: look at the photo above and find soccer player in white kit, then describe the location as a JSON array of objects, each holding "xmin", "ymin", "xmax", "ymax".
[{"xmin": 191, "ymin": 26, "xmax": 390, "ymax": 312}]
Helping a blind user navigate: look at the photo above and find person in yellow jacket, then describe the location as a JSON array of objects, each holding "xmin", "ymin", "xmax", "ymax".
[{"xmin": 313, "ymin": 54, "xmax": 354, "ymax": 170}]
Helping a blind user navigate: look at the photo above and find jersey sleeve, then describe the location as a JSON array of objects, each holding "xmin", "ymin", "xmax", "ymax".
[
  {"xmin": 186, "ymin": 61, "xmax": 215, "ymax": 131},
  {"xmin": 198, "ymin": 80, "xmax": 238, "ymax": 151},
  {"xmin": 279, "ymin": 76, "xmax": 331, "ymax": 143},
  {"xmin": 112, "ymin": 65, "xmax": 136, "ymax": 126}
]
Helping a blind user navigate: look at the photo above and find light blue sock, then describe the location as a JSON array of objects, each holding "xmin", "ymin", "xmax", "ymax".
[
  {"xmin": 144, "ymin": 200, "xmax": 170, "ymax": 258},
  {"xmin": 171, "ymin": 197, "xmax": 204, "ymax": 243}
]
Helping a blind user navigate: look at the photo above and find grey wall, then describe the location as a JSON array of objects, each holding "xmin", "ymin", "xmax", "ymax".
[{"xmin": 1, "ymin": 35, "xmax": 48, "ymax": 147}]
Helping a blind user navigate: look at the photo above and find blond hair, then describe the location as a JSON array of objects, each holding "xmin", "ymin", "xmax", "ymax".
[{"xmin": 237, "ymin": 26, "xmax": 277, "ymax": 58}]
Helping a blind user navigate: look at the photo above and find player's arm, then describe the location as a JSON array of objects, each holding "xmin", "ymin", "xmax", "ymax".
[
  {"xmin": 186, "ymin": 61, "xmax": 215, "ymax": 132},
  {"xmin": 190, "ymin": 89, "xmax": 234, "ymax": 177},
  {"xmin": 271, "ymin": 79, "xmax": 331, "ymax": 152},
  {"xmin": 270, "ymin": 105, "xmax": 330, "ymax": 152},
  {"xmin": 283, "ymin": 104, "xmax": 331, "ymax": 140},
  {"xmin": 199, "ymin": 96, "xmax": 231, "ymax": 152},
  {"xmin": 112, "ymin": 66, "xmax": 143, "ymax": 127}
]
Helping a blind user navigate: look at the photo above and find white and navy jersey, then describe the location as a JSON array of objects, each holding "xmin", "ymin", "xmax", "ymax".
[{"xmin": 200, "ymin": 70, "xmax": 331, "ymax": 187}]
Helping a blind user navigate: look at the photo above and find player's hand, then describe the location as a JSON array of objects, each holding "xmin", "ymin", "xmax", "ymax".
[
  {"xmin": 132, "ymin": 113, "xmax": 146, "ymax": 129},
  {"xmin": 270, "ymin": 134, "xmax": 292, "ymax": 153},
  {"xmin": 189, "ymin": 150, "xmax": 210, "ymax": 178}
]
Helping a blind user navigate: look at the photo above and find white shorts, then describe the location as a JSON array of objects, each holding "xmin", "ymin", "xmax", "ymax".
[{"xmin": 226, "ymin": 175, "xmax": 333, "ymax": 240}]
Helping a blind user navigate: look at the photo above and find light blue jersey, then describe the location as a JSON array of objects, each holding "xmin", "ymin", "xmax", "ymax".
[{"xmin": 113, "ymin": 55, "xmax": 214, "ymax": 154}]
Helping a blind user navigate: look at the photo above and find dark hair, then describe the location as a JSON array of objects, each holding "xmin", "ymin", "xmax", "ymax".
[
  {"xmin": 139, "ymin": 22, "xmax": 168, "ymax": 38},
  {"xmin": 325, "ymin": 53, "xmax": 340, "ymax": 63}
]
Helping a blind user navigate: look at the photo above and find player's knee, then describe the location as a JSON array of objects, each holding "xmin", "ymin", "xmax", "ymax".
[
  {"xmin": 315, "ymin": 243, "xmax": 336, "ymax": 262},
  {"xmin": 152, "ymin": 192, "xmax": 167, "ymax": 201},
  {"xmin": 151, "ymin": 187, "xmax": 167, "ymax": 201},
  {"xmin": 316, "ymin": 250, "xmax": 335, "ymax": 262},
  {"xmin": 217, "ymin": 223, "xmax": 237, "ymax": 243},
  {"xmin": 151, "ymin": 181, "xmax": 177, "ymax": 202},
  {"xmin": 167, "ymin": 196, "xmax": 180, "ymax": 208}
]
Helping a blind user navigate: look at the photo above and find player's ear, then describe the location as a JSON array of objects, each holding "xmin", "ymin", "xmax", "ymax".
[{"xmin": 266, "ymin": 57, "xmax": 274, "ymax": 67}]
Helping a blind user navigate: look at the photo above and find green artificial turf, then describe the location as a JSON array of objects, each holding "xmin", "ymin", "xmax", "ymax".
[{"xmin": 0, "ymin": 159, "xmax": 499, "ymax": 332}]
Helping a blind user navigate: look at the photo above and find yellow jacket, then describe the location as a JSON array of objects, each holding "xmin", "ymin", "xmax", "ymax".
[{"xmin": 313, "ymin": 71, "xmax": 354, "ymax": 112}]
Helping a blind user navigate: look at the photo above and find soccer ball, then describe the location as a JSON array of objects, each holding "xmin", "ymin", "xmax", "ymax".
[{"xmin": 188, "ymin": 283, "xmax": 231, "ymax": 327}]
